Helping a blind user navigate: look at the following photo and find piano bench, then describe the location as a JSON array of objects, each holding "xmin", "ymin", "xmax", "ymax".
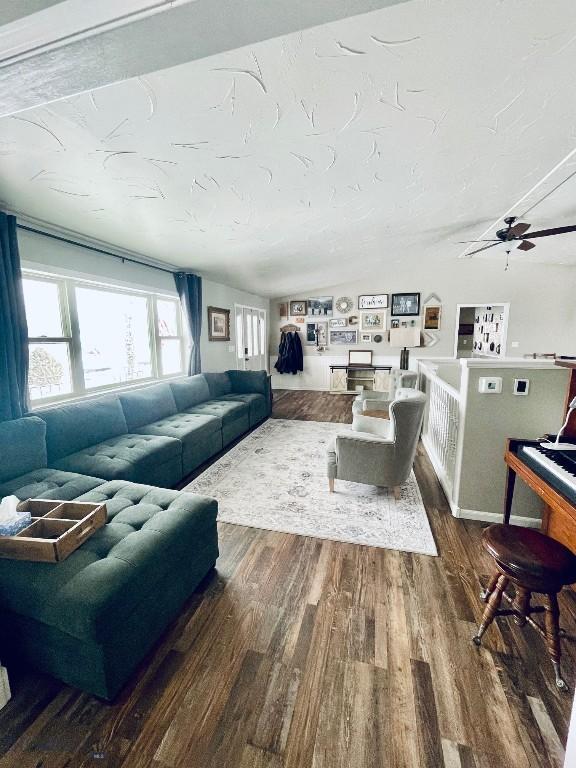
[{"xmin": 472, "ymin": 523, "xmax": 576, "ymax": 692}]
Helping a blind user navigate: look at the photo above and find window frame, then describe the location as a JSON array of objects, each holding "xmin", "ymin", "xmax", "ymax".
[{"xmin": 23, "ymin": 270, "xmax": 186, "ymax": 406}]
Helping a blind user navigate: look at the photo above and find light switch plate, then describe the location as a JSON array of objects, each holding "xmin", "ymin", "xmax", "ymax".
[{"xmin": 478, "ymin": 376, "xmax": 502, "ymax": 393}]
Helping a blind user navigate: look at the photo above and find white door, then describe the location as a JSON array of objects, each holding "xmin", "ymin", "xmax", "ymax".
[{"xmin": 235, "ymin": 305, "xmax": 267, "ymax": 371}]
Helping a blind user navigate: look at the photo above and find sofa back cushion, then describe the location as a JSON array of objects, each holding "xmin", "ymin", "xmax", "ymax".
[
  {"xmin": 226, "ymin": 369, "xmax": 269, "ymax": 396},
  {"xmin": 203, "ymin": 372, "xmax": 232, "ymax": 398},
  {"xmin": 119, "ymin": 383, "xmax": 178, "ymax": 430},
  {"xmin": 40, "ymin": 396, "xmax": 128, "ymax": 461},
  {"xmin": 170, "ymin": 375, "xmax": 210, "ymax": 411},
  {"xmin": 0, "ymin": 416, "xmax": 48, "ymax": 483}
]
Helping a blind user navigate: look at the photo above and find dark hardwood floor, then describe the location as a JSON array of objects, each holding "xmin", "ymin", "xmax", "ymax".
[{"xmin": 0, "ymin": 390, "xmax": 574, "ymax": 767}]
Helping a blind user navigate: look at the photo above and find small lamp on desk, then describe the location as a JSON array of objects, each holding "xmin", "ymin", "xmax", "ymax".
[
  {"xmin": 541, "ymin": 397, "xmax": 576, "ymax": 451},
  {"xmin": 389, "ymin": 326, "xmax": 421, "ymax": 370}
]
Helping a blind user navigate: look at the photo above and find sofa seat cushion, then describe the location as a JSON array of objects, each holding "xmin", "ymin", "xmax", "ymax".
[
  {"xmin": 0, "ymin": 481, "xmax": 218, "ymax": 643},
  {"xmin": 53, "ymin": 433, "xmax": 182, "ymax": 482},
  {"xmin": 0, "ymin": 468, "xmax": 105, "ymax": 502},
  {"xmin": 216, "ymin": 393, "xmax": 268, "ymax": 426},
  {"xmin": 134, "ymin": 412, "xmax": 222, "ymax": 446},
  {"xmin": 186, "ymin": 399, "xmax": 248, "ymax": 426}
]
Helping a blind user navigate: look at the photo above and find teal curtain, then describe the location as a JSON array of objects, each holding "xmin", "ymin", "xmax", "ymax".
[
  {"xmin": 174, "ymin": 273, "xmax": 202, "ymax": 375},
  {"xmin": 0, "ymin": 213, "xmax": 29, "ymax": 421}
]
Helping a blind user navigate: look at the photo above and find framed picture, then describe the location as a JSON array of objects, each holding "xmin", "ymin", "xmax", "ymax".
[
  {"xmin": 207, "ymin": 306, "xmax": 230, "ymax": 341},
  {"xmin": 305, "ymin": 321, "xmax": 328, "ymax": 346},
  {"xmin": 391, "ymin": 292, "xmax": 420, "ymax": 316},
  {"xmin": 424, "ymin": 305, "xmax": 441, "ymax": 330},
  {"xmin": 305, "ymin": 322, "xmax": 317, "ymax": 345},
  {"xmin": 330, "ymin": 318, "xmax": 347, "ymax": 328},
  {"xmin": 391, "ymin": 318, "xmax": 400, "ymax": 329},
  {"xmin": 307, "ymin": 296, "xmax": 333, "ymax": 316},
  {"xmin": 360, "ymin": 332, "xmax": 372, "ymax": 343},
  {"xmin": 294, "ymin": 316, "xmax": 305, "ymax": 324},
  {"xmin": 290, "ymin": 299, "xmax": 307, "ymax": 316},
  {"xmin": 329, "ymin": 329, "xmax": 358, "ymax": 345},
  {"xmin": 279, "ymin": 302, "xmax": 288, "ymax": 319},
  {"xmin": 358, "ymin": 294, "xmax": 388, "ymax": 310},
  {"xmin": 361, "ymin": 311, "xmax": 385, "ymax": 330}
]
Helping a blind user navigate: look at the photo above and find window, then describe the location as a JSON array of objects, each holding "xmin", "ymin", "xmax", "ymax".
[
  {"xmin": 156, "ymin": 298, "xmax": 184, "ymax": 376},
  {"xmin": 23, "ymin": 273, "xmax": 186, "ymax": 404},
  {"xmin": 23, "ymin": 277, "xmax": 74, "ymax": 401}
]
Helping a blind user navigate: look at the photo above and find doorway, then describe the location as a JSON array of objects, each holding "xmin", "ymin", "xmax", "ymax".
[
  {"xmin": 453, "ymin": 303, "xmax": 509, "ymax": 359},
  {"xmin": 234, "ymin": 304, "xmax": 267, "ymax": 371}
]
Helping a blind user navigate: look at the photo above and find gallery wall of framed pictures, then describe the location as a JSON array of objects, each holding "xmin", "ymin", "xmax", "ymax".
[{"xmin": 280, "ymin": 289, "xmax": 442, "ymax": 350}]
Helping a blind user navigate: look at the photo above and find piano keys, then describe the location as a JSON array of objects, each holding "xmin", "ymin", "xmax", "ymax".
[{"xmin": 505, "ymin": 437, "xmax": 576, "ymax": 554}]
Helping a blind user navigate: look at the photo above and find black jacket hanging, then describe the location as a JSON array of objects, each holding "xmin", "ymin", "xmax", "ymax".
[{"xmin": 274, "ymin": 331, "xmax": 303, "ymax": 375}]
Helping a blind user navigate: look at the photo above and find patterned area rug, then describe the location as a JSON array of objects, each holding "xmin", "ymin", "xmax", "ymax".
[{"xmin": 186, "ymin": 419, "xmax": 438, "ymax": 556}]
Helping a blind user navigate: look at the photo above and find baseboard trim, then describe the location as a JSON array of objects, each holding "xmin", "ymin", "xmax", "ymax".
[{"xmin": 454, "ymin": 508, "xmax": 541, "ymax": 527}]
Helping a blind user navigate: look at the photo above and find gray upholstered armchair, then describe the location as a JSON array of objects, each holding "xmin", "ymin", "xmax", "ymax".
[
  {"xmin": 352, "ymin": 368, "xmax": 418, "ymax": 415},
  {"xmin": 327, "ymin": 389, "xmax": 426, "ymax": 498}
]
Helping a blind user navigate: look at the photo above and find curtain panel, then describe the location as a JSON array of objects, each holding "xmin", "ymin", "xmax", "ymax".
[
  {"xmin": 174, "ymin": 273, "xmax": 202, "ymax": 375},
  {"xmin": 0, "ymin": 213, "xmax": 29, "ymax": 421}
]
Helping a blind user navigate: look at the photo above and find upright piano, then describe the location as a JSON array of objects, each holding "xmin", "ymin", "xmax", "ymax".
[{"xmin": 504, "ymin": 360, "xmax": 576, "ymax": 553}]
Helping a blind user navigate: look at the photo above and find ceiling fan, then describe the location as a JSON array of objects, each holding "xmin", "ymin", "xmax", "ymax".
[{"xmin": 459, "ymin": 216, "xmax": 576, "ymax": 257}]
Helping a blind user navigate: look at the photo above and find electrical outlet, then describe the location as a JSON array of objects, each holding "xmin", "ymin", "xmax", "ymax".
[{"xmin": 514, "ymin": 379, "xmax": 529, "ymax": 395}]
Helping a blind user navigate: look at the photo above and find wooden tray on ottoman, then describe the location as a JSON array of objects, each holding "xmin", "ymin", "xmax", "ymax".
[{"xmin": 0, "ymin": 499, "xmax": 107, "ymax": 562}]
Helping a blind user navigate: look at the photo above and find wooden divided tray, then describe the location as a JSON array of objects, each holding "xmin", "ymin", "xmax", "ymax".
[{"xmin": 0, "ymin": 499, "xmax": 107, "ymax": 562}]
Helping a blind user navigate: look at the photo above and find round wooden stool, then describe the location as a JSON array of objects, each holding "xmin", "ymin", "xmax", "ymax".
[{"xmin": 472, "ymin": 524, "xmax": 576, "ymax": 691}]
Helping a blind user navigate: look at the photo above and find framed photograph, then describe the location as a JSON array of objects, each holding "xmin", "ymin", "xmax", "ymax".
[
  {"xmin": 361, "ymin": 311, "xmax": 385, "ymax": 331},
  {"xmin": 305, "ymin": 322, "xmax": 317, "ymax": 345},
  {"xmin": 279, "ymin": 302, "xmax": 288, "ymax": 319},
  {"xmin": 305, "ymin": 321, "xmax": 328, "ymax": 346},
  {"xmin": 329, "ymin": 329, "xmax": 358, "ymax": 345},
  {"xmin": 358, "ymin": 294, "xmax": 388, "ymax": 310},
  {"xmin": 290, "ymin": 299, "xmax": 307, "ymax": 316},
  {"xmin": 330, "ymin": 318, "xmax": 347, "ymax": 328},
  {"xmin": 207, "ymin": 306, "xmax": 230, "ymax": 341},
  {"xmin": 424, "ymin": 305, "xmax": 441, "ymax": 330},
  {"xmin": 391, "ymin": 318, "xmax": 400, "ymax": 329},
  {"xmin": 360, "ymin": 332, "xmax": 372, "ymax": 343},
  {"xmin": 307, "ymin": 296, "xmax": 333, "ymax": 316},
  {"xmin": 391, "ymin": 292, "xmax": 420, "ymax": 316}
]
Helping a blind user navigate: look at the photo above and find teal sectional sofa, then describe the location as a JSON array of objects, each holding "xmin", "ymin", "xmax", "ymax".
[{"xmin": 0, "ymin": 370, "xmax": 271, "ymax": 699}]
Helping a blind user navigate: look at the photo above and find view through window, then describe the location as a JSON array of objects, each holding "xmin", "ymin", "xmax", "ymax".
[{"xmin": 23, "ymin": 274, "xmax": 185, "ymax": 403}]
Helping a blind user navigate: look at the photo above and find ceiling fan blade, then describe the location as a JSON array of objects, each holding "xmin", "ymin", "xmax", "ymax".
[
  {"xmin": 457, "ymin": 239, "xmax": 500, "ymax": 244},
  {"xmin": 508, "ymin": 222, "xmax": 531, "ymax": 238},
  {"xmin": 464, "ymin": 242, "xmax": 502, "ymax": 257},
  {"xmin": 521, "ymin": 224, "xmax": 576, "ymax": 239},
  {"xmin": 517, "ymin": 240, "xmax": 536, "ymax": 251}
]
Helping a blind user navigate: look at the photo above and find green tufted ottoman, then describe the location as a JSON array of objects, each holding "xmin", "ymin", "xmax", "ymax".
[{"xmin": 0, "ymin": 481, "xmax": 218, "ymax": 700}]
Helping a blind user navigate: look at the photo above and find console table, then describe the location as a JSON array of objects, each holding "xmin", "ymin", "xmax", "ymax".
[{"xmin": 329, "ymin": 364, "xmax": 392, "ymax": 394}]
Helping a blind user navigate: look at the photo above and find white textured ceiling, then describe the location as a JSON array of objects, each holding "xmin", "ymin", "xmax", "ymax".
[{"xmin": 1, "ymin": 0, "xmax": 576, "ymax": 296}]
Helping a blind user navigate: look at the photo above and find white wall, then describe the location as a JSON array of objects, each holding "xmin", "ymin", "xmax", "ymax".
[
  {"xmin": 18, "ymin": 227, "xmax": 269, "ymax": 374},
  {"xmin": 270, "ymin": 258, "xmax": 576, "ymax": 389},
  {"xmin": 201, "ymin": 279, "xmax": 269, "ymax": 372}
]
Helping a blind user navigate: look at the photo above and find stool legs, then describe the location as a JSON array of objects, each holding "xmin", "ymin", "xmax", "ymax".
[
  {"xmin": 513, "ymin": 586, "xmax": 531, "ymax": 627},
  {"xmin": 473, "ymin": 574, "xmax": 508, "ymax": 646},
  {"xmin": 543, "ymin": 593, "xmax": 569, "ymax": 692},
  {"xmin": 480, "ymin": 572, "xmax": 500, "ymax": 602}
]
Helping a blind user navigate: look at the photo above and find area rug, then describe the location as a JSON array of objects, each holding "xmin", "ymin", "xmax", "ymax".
[{"xmin": 186, "ymin": 419, "xmax": 437, "ymax": 556}]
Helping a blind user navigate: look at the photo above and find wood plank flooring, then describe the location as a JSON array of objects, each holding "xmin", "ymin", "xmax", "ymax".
[{"xmin": 1, "ymin": 389, "xmax": 575, "ymax": 767}]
